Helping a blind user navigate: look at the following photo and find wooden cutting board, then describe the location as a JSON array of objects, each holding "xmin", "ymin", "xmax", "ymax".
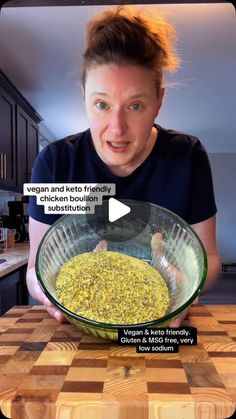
[{"xmin": 0, "ymin": 304, "xmax": 235, "ymax": 419}]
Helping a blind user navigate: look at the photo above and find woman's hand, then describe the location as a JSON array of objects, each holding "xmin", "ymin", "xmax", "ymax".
[
  {"xmin": 27, "ymin": 266, "xmax": 64, "ymax": 322},
  {"xmin": 27, "ymin": 218, "xmax": 64, "ymax": 322},
  {"xmin": 169, "ymin": 296, "xmax": 199, "ymax": 327},
  {"xmin": 169, "ymin": 311, "xmax": 189, "ymax": 327},
  {"xmin": 151, "ymin": 232, "xmax": 200, "ymax": 328}
]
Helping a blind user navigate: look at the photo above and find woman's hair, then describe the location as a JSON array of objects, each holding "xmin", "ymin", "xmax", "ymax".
[{"xmin": 82, "ymin": 6, "xmax": 180, "ymax": 92}]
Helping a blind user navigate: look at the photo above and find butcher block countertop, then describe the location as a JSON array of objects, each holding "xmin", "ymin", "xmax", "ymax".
[{"xmin": 0, "ymin": 304, "xmax": 235, "ymax": 419}]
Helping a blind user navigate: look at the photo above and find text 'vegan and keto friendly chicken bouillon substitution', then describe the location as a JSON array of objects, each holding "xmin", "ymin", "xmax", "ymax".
[{"xmin": 55, "ymin": 251, "xmax": 170, "ymax": 324}]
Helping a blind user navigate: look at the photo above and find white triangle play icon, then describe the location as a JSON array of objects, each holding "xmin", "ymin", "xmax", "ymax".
[{"xmin": 108, "ymin": 198, "xmax": 131, "ymax": 222}]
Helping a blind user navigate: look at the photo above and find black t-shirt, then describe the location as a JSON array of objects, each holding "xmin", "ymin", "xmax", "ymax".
[{"xmin": 29, "ymin": 124, "xmax": 217, "ymax": 225}]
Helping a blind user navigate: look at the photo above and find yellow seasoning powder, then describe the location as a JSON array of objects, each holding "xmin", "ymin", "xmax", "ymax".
[{"xmin": 56, "ymin": 251, "xmax": 170, "ymax": 324}]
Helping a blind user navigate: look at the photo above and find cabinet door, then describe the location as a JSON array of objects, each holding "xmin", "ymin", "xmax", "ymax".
[
  {"xmin": 17, "ymin": 105, "xmax": 29, "ymax": 192},
  {"xmin": 0, "ymin": 86, "xmax": 17, "ymax": 190},
  {"xmin": 0, "ymin": 266, "xmax": 29, "ymax": 315},
  {"xmin": 28, "ymin": 119, "xmax": 39, "ymax": 182},
  {"xmin": 16, "ymin": 106, "xmax": 39, "ymax": 191}
]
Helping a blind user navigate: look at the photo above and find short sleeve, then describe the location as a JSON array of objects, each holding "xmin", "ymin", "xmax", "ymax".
[{"xmin": 187, "ymin": 140, "xmax": 217, "ymax": 224}]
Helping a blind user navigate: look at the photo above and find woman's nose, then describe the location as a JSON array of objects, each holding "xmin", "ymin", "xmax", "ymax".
[{"xmin": 108, "ymin": 109, "xmax": 127, "ymax": 136}]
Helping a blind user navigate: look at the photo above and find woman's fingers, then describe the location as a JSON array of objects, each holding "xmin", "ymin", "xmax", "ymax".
[
  {"xmin": 169, "ymin": 310, "xmax": 189, "ymax": 327},
  {"xmin": 151, "ymin": 232, "xmax": 165, "ymax": 253},
  {"xmin": 34, "ymin": 282, "xmax": 52, "ymax": 306},
  {"xmin": 169, "ymin": 299, "xmax": 200, "ymax": 327},
  {"xmin": 193, "ymin": 296, "xmax": 199, "ymax": 304},
  {"xmin": 34, "ymin": 281, "xmax": 64, "ymax": 322},
  {"xmin": 46, "ymin": 306, "xmax": 64, "ymax": 322},
  {"xmin": 93, "ymin": 240, "xmax": 108, "ymax": 252}
]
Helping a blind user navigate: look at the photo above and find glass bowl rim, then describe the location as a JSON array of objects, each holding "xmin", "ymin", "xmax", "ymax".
[{"xmin": 35, "ymin": 200, "xmax": 208, "ymax": 329}]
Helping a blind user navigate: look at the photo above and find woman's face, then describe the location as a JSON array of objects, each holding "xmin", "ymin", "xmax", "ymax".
[{"xmin": 84, "ymin": 64, "xmax": 163, "ymax": 173}]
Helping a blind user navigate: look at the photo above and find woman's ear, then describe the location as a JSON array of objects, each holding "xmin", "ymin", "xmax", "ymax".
[{"xmin": 80, "ymin": 84, "xmax": 85, "ymax": 100}]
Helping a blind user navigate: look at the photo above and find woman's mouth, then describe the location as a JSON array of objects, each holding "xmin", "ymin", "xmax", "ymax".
[{"xmin": 106, "ymin": 141, "xmax": 130, "ymax": 153}]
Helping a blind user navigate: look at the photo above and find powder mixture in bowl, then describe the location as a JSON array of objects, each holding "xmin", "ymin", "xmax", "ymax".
[{"xmin": 56, "ymin": 251, "xmax": 170, "ymax": 324}]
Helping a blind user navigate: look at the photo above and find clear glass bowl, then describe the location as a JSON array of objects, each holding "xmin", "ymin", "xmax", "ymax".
[{"xmin": 36, "ymin": 200, "xmax": 207, "ymax": 341}]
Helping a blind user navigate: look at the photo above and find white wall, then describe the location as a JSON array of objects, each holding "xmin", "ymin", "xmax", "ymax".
[{"xmin": 209, "ymin": 153, "xmax": 236, "ymax": 263}]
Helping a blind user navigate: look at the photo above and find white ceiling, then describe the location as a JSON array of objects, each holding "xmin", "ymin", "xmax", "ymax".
[{"xmin": 0, "ymin": 3, "xmax": 235, "ymax": 152}]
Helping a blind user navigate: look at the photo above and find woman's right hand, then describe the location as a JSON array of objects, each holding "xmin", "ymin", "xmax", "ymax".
[
  {"xmin": 27, "ymin": 267, "xmax": 64, "ymax": 322},
  {"xmin": 27, "ymin": 218, "xmax": 64, "ymax": 321}
]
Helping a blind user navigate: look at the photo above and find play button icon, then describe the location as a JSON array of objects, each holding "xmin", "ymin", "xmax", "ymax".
[
  {"xmin": 85, "ymin": 197, "xmax": 151, "ymax": 243},
  {"xmin": 108, "ymin": 198, "xmax": 131, "ymax": 222}
]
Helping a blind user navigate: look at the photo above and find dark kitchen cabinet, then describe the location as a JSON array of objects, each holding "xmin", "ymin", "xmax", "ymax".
[
  {"xmin": 0, "ymin": 86, "xmax": 17, "ymax": 189},
  {"xmin": 28, "ymin": 119, "xmax": 39, "ymax": 181},
  {"xmin": 17, "ymin": 106, "xmax": 39, "ymax": 188},
  {"xmin": 0, "ymin": 70, "xmax": 42, "ymax": 193},
  {"xmin": 0, "ymin": 265, "xmax": 29, "ymax": 315},
  {"xmin": 17, "ymin": 106, "xmax": 28, "ymax": 189}
]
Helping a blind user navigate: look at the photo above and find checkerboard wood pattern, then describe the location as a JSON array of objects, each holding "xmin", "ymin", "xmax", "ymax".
[{"xmin": 0, "ymin": 305, "xmax": 235, "ymax": 419}]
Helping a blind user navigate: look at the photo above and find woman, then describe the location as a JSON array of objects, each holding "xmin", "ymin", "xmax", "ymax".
[{"xmin": 27, "ymin": 6, "xmax": 220, "ymax": 323}]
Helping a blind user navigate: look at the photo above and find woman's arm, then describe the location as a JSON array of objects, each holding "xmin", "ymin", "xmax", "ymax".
[
  {"xmin": 152, "ymin": 215, "xmax": 221, "ymax": 327},
  {"xmin": 27, "ymin": 216, "xmax": 64, "ymax": 321},
  {"xmin": 170, "ymin": 215, "xmax": 220, "ymax": 326},
  {"xmin": 191, "ymin": 215, "xmax": 221, "ymax": 293}
]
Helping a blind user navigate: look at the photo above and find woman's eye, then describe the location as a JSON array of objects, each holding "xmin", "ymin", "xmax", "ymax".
[
  {"xmin": 130, "ymin": 103, "xmax": 144, "ymax": 111},
  {"xmin": 95, "ymin": 101, "xmax": 108, "ymax": 110}
]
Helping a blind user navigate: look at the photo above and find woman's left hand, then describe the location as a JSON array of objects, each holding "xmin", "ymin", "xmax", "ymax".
[{"xmin": 169, "ymin": 296, "xmax": 199, "ymax": 327}]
